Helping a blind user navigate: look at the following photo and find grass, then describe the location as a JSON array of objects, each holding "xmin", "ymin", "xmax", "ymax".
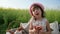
[
  {"xmin": 0, "ymin": 8, "xmax": 60, "ymax": 34},
  {"xmin": 45, "ymin": 9, "xmax": 60, "ymax": 23}
]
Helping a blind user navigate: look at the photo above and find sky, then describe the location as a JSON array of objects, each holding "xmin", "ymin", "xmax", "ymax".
[{"xmin": 0, "ymin": 0, "xmax": 60, "ymax": 9}]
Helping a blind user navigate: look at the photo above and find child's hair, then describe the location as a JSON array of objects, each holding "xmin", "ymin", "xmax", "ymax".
[{"xmin": 29, "ymin": 3, "xmax": 45, "ymax": 18}]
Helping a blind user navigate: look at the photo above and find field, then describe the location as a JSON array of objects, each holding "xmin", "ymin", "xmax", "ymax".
[{"xmin": 0, "ymin": 8, "xmax": 60, "ymax": 34}]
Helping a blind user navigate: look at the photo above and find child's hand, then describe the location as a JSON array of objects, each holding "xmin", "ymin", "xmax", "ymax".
[
  {"xmin": 33, "ymin": 26, "xmax": 42, "ymax": 31},
  {"xmin": 33, "ymin": 26, "xmax": 38, "ymax": 32},
  {"xmin": 33, "ymin": 27, "xmax": 37, "ymax": 32},
  {"xmin": 36, "ymin": 26, "xmax": 42, "ymax": 30},
  {"xmin": 33, "ymin": 26, "xmax": 36, "ymax": 29}
]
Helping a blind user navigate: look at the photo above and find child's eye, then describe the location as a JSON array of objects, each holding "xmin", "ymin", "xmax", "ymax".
[{"xmin": 33, "ymin": 9, "xmax": 35, "ymax": 11}]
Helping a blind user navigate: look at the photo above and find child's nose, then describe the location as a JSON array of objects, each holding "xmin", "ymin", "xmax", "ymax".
[{"xmin": 35, "ymin": 10, "xmax": 38, "ymax": 12}]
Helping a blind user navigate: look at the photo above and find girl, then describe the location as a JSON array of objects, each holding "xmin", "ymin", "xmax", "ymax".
[{"xmin": 29, "ymin": 3, "xmax": 51, "ymax": 34}]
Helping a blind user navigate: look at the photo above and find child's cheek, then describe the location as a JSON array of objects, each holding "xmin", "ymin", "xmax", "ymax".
[
  {"xmin": 32, "ymin": 12, "xmax": 35, "ymax": 15},
  {"xmin": 32, "ymin": 12, "xmax": 36, "ymax": 17}
]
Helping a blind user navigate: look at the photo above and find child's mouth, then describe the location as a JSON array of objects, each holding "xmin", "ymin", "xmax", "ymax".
[{"xmin": 36, "ymin": 13, "xmax": 39, "ymax": 15}]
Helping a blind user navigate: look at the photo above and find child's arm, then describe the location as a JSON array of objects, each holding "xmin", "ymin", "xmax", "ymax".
[
  {"xmin": 29, "ymin": 17, "xmax": 34, "ymax": 32},
  {"xmin": 39, "ymin": 21, "xmax": 51, "ymax": 34},
  {"xmin": 29, "ymin": 17, "xmax": 33, "ymax": 30},
  {"xmin": 45, "ymin": 21, "xmax": 51, "ymax": 34},
  {"xmin": 29, "ymin": 22, "xmax": 37, "ymax": 34},
  {"xmin": 29, "ymin": 17, "xmax": 36, "ymax": 34},
  {"xmin": 29, "ymin": 22, "xmax": 33, "ymax": 31}
]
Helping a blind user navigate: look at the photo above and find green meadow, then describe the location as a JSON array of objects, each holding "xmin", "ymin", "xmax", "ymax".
[{"xmin": 0, "ymin": 8, "xmax": 60, "ymax": 34}]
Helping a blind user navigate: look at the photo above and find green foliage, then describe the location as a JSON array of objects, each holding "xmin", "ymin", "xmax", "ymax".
[{"xmin": 45, "ymin": 9, "xmax": 60, "ymax": 24}]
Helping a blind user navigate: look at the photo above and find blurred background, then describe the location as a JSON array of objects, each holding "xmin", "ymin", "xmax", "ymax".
[{"xmin": 0, "ymin": 0, "xmax": 60, "ymax": 34}]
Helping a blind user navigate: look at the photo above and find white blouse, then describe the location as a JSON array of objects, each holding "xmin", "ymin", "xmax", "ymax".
[{"xmin": 30, "ymin": 17, "xmax": 47, "ymax": 32}]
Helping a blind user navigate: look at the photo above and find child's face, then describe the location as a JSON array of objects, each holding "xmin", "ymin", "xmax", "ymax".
[{"xmin": 32, "ymin": 8, "xmax": 42, "ymax": 18}]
